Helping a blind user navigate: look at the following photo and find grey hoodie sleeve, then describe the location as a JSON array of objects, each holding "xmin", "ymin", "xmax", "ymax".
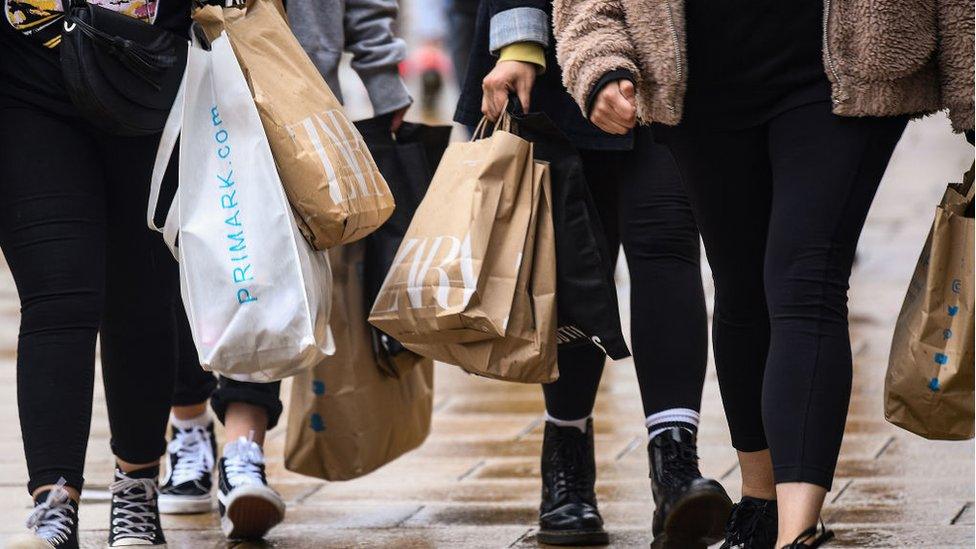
[{"xmin": 343, "ymin": 0, "xmax": 413, "ymax": 115}]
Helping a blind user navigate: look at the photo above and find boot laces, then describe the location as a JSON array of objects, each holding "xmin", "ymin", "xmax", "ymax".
[
  {"xmin": 167, "ymin": 425, "xmax": 214, "ymax": 485},
  {"xmin": 782, "ymin": 520, "xmax": 834, "ymax": 548},
  {"xmin": 549, "ymin": 433, "xmax": 592, "ymax": 502},
  {"xmin": 26, "ymin": 478, "xmax": 73, "ymax": 544},
  {"xmin": 223, "ymin": 435, "xmax": 265, "ymax": 488},
  {"xmin": 109, "ymin": 471, "xmax": 158, "ymax": 541},
  {"xmin": 722, "ymin": 499, "xmax": 768, "ymax": 548},
  {"xmin": 657, "ymin": 433, "xmax": 701, "ymax": 488}
]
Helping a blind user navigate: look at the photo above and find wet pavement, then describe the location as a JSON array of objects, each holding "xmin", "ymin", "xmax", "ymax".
[{"xmin": 0, "ymin": 115, "xmax": 972, "ymax": 547}]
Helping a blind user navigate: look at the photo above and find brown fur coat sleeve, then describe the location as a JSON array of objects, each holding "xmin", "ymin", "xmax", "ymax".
[
  {"xmin": 552, "ymin": 0, "xmax": 639, "ymax": 115},
  {"xmin": 937, "ymin": 0, "xmax": 975, "ymax": 131}
]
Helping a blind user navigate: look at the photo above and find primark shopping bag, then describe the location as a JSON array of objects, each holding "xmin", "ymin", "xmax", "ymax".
[
  {"xmin": 193, "ymin": 0, "xmax": 394, "ymax": 250},
  {"xmin": 285, "ymin": 242, "xmax": 434, "ymax": 480},
  {"xmin": 406, "ymin": 161, "xmax": 559, "ymax": 383},
  {"xmin": 369, "ymin": 115, "xmax": 535, "ymax": 344},
  {"xmin": 148, "ymin": 32, "xmax": 334, "ymax": 382},
  {"xmin": 885, "ymin": 165, "xmax": 975, "ymax": 440}
]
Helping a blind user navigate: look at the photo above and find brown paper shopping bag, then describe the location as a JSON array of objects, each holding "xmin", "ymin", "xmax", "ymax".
[
  {"xmin": 369, "ymin": 117, "xmax": 535, "ymax": 343},
  {"xmin": 407, "ymin": 162, "xmax": 558, "ymax": 383},
  {"xmin": 194, "ymin": 0, "xmax": 394, "ymax": 250},
  {"xmin": 285, "ymin": 242, "xmax": 434, "ymax": 480},
  {"xmin": 885, "ymin": 165, "xmax": 975, "ymax": 440}
]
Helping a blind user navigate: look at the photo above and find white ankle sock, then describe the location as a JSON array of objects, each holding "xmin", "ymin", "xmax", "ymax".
[
  {"xmin": 545, "ymin": 412, "xmax": 590, "ymax": 434},
  {"xmin": 645, "ymin": 408, "xmax": 700, "ymax": 439},
  {"xmin": 170, "ymin": 411, "xmax": 212, "ymax": 430}
]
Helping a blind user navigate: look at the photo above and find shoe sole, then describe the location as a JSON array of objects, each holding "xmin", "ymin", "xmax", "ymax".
[
  {"xmin": 653, "ymin": 487, "xmax": 733, "ymax": 548},
  {"xmin": 159, "ymin": 493, "xmax": 213, "ymax": 514},
  {"xmin": 220, "ymin": 486, "xmax": 285, "ymax": 541},
  {"xmin": 536, "ymin": 529, "xmax": 610, "ymax": 546}
]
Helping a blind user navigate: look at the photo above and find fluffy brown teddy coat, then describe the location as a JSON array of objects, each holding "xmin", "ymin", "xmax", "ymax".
[{"xmin": 553, "ymin": 0, "xmax": 974, "ymax": 131}]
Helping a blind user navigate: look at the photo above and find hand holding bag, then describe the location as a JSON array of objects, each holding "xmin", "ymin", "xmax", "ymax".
[{"xmin": 60, "ymin": 0, "xmax": 188, "ymax": 135}]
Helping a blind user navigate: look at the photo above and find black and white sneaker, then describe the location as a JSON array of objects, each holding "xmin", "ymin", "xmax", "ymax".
[
  {"xmin": 159, "ymin": 420, "xmax": 216, "ymax": 514},
  {"xmin": 217, "ymin": 436, "xmax": 285, "ymax": 540},
  {"xmin": 108, "ymin": 467, "xmax": 166, "ymax": 547},
  {"xmin": 7, "ymin": 478, "xmax": 79, "ymax": 549}
]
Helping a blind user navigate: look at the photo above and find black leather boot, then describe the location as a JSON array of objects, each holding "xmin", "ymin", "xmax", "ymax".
[
  {"xmin": 537, "ymin": 419, "xmax": 609, "ymax": 546},
  {"xmin": 649, "ymin": 427, "xmax": 733, "ymax": 548}
]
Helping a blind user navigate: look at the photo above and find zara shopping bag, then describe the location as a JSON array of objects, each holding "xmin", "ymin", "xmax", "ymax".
[
  {"xmin": 885, "ymin": 165, "xmax": 975, "ymax": 440},
  {"xmin": 193, "ymin": 0, "xmax": 394, "ymax": 250},
  {"xmin": 149, "ymin": 33, "xmax": 334, "ymax": 382},
  {"xmin": 405, "ymin": 161, "xmax": 559, "ymax": 383},
  {"xmin": 285, "ymin": 242, "xmax": 434, "ymax": 481},
  {"xmin": 369, "ymin": 115, "xmax": 535, "ymax": 344}
]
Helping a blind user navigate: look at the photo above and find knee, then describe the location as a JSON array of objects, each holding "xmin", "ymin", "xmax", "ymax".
[
  {"xmin": 622, "ymin": 215, "xmax": 701, "ymax": 267},
  {"xmin": 763, "ymin": 244, "xmax": 853, "ymax": 325},
  {"xmin": 19, "ymin": 288, "xmax": 103, "ymax": 336}
]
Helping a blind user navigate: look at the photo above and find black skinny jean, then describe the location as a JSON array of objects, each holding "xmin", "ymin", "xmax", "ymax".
[
  {"xmin": 543, "ymin": 128, "xmax": 708, "ymax": 420},
  {"xmin": 658, "ymin": 101, "xmax": 907, "ymax": 489},
  {"xmin": 0, "ymin": 100, "xmax": 178, "ymax": 494}
]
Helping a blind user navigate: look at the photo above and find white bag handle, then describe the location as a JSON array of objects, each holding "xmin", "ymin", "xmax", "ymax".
[{"xmin": 147, "ymin": 64, "xmax": 187, "ymax": 239}]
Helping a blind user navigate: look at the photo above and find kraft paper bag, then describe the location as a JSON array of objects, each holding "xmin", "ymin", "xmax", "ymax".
[
  {"xmin": 369, "ymin": 117, "xmax": 535, "ymax": 343},
  {"xmin": 406, "ymin": 162, "xmax": 558, "ymax": 383},
  {"xmin": 285, "ymin": 242, "xmax": 434, "ymax": 480},
  {"xmin": 193, "ymin": 0, "xmax": 394, "ymax": 250},
  {"xmin": 885, "ymin": 165, "xmax": 974, "ymax": 440}
]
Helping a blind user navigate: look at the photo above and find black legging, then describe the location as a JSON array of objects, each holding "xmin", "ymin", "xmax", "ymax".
[
  {"xmin": 0, "ymin": 99, "xmax": 178, "ymax": 494},
  {"xmin": 543, "ymin": 128, "xmax": 708, "ymax": 420},
  {"xmin": 657, "ymin": 101, "xmax": 907, "ymax": 489}
]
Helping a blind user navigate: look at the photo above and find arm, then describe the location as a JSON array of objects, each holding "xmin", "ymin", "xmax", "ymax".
[
  {"xmin": 343, "ymin": 0, "xmax": 413, "ymax": 117},
  {"xmin": 936, "ymin": 0, "xmax": 974, "ymax": 132},
  {"xmin": 480, "ymin": 0, "xmax": 550, "ymax": 119},
  {"xmin": 552, "ymin": 0, "xmax": 639, "ymax": 116}
]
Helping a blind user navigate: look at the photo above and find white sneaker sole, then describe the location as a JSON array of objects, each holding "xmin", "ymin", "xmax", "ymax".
[
  {"xmin": 159, "ymin": 492, "xmax": 213, "ymax": 514},
  {"xmin": 218, "ymin": 484, "xmax": 285, "ymax": 540},
  {"xmin": 108, "ymin": 539, "xmax": 167, "ymax": 548}
]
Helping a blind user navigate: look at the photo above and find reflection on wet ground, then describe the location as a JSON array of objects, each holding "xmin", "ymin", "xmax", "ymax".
[{"xmin": 0, "ymin": 117, "xmax": 971, "ymax": 548}]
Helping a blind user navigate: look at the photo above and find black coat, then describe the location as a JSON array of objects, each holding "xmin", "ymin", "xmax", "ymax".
[{"xmin": 452, "ymin": 0, "xmax": 633, "ymax": 151}]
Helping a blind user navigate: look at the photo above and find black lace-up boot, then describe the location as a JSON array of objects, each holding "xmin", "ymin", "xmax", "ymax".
[
  {"xmin": 720, "ymin": 496, "xmax": 778, "ymax": 549},
  {"xmin": 649, "ymin": 427, "xmax": 733, "ymax": 548},
  {"xmin": 537, "ymin": 419, "xmax": 609, "ymax": 546},
  {"xmin": 779, "ymin": 521, "xmax": 834, "ymax": 548}
]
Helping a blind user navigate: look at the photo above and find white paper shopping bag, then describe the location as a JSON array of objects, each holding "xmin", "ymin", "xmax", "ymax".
[{"xmin": 149, "ymin": 33, "xmax": 334, "ymax": 382}]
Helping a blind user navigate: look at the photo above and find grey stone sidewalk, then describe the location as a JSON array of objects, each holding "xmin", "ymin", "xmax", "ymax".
[{"xmin": 0, "ymin": 115, "xmax": 972, "ymax": 548}]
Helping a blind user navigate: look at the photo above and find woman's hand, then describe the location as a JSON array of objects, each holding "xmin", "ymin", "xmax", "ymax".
[
  {"xmin": 482, "ymin": 60, "xmax": 537, "ymax": 121},
  {"xmin": 590, "ymin": 79, "xmax": 637, "ymax": 135}
]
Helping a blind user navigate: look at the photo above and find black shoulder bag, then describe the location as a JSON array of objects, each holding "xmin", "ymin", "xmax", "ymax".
[{"xmin": 60, "ymin": 0, "xmax": 188, "ymax": 136}]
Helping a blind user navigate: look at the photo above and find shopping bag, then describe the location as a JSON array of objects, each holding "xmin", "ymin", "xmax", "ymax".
[
  {"xmin": 508, "ymin": 106, "xmax": 630, "ymax": 360},
  {"xmin": 284, "ymin": 242, "xmax": 434, "ymax": 480},
  {"xmin": 369, "ymin": 115, "xmax": 535, "ymax": 343},
  {"xmin": 148, "ymin": 32, "xmax": 334, "ymax": 382},
  {"xmin": 354, "ymin": 115, "xmax": 452, "ymax": 376},
  {"xmin": 885, "ymin": 164, "xmax": 975, "ymax": 440},
  {"xmin": 406, "ymin": 161, "xmax": 559, "ymax": 383},
  {"xmin": 193, "ymin": 0, "xmax": 394, "ymax": 250}
]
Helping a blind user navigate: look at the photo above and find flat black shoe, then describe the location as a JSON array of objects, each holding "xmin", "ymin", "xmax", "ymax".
[
  {"xmin": 720, "ymin": 496, "xmax": 778, "ymax": 549},
  {"xmin": 537, "ymin": 419, "xmax": 609, "ymax": 546},
  {"xmin": 649, "ymin": 427, "xmax": 733, "ymax": 548},
  {"xmin": 780, "ymin": 521, "xmax": 834, "ymax": 548}
]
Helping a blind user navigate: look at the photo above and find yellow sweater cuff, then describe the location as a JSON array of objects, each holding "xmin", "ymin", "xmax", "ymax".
[{"xmin": 499, "ymin": 42, "xmax": 546, "ymax": 73}]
